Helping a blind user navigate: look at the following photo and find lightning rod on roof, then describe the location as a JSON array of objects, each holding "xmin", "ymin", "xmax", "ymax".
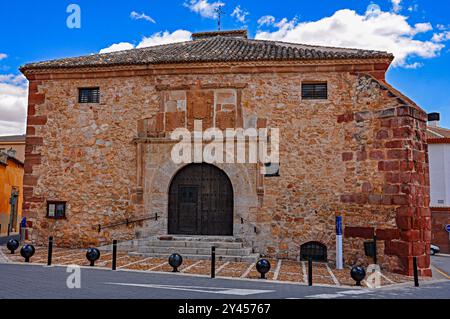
[{"xmin": 215, "ymin": 5, "xmax": 225, "ymax": 31}]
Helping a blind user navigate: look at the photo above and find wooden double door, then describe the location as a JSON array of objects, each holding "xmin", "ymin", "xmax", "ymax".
[{"xmin": 168, "ymin": 164, "xmax": 234, "ymax": 236}]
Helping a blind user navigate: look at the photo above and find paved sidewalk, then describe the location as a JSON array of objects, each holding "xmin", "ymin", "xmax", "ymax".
[
  {"xmin": 1, "ymin": 246, "xmax": 421, "ymax": 288},
  {"xmin": 0, "ymin": 248, "xmax": 9, "ymax": 264},
  {"xmin": 0, "ymin": 263, "xmax": 448, "ymax": 299}
]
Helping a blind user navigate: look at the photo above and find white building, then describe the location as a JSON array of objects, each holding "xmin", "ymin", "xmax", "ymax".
[
  {"xmin": 427, "ymin": 113, "xmax": 450, "ymax": 207},
  {"xmin": 427, "ymin": 113, "xmax": 450, "ymax": 253}
]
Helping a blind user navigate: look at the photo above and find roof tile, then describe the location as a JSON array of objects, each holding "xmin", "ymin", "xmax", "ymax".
[{"xmin": 21, "ymin": 34, "xmax": 394, "ymax": 71}]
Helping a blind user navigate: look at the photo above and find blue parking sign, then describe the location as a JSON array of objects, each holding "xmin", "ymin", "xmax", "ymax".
[{"xmin": 336, "ymin": 216, "xmax": 343, "ymax": 235}]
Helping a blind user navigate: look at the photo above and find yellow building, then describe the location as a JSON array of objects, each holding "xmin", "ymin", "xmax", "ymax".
[{"xmin": 0, "ymin": 152, "xmax": 24, "ymax": 236}]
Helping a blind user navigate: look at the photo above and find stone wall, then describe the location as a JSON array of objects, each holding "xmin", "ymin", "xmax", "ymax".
[
  {"xmin": 431, "ymin": 208, "xmax": 450, "ymax": 254},
  {"xmin": 22, "ymin": 61, "xmax": 430, "ymax": 275}
]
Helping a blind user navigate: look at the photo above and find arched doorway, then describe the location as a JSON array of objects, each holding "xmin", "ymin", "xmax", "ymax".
[{"xmin": 168, "ymin": 163, "xmax": 234, "ymax": 236}]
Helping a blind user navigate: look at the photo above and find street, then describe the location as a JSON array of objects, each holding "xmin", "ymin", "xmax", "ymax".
[
  {"xmin": 432, "ymin": 255, "xmax": 450, "ymax": 279},
  {"xmin": 0, "ymin": 263, "xmax": 448, "ymax": 299}
]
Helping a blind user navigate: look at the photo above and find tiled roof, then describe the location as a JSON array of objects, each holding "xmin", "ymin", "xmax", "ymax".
[
  {"xmin": 21, "ymin": 31, "xmax": 393, "ymax": 71},
  {"xmin": 0, "ymin": 135, "xmax": 26, "ymax": 143},
  {"xmin": 427, "ymin": 126, "xmax": 450, "ymax": 139}
]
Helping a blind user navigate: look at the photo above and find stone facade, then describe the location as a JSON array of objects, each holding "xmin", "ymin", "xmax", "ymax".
[{"xmin": 21, "ymin": 58, "xmax": 431, "ymax": 276}]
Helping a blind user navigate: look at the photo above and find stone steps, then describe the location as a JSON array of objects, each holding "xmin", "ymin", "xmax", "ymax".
[
  {"xmin": 143, "ymin": 240, "xmax": 244, "ymax": 249},
  {"xmin": 100, "ymin": 235, "xmax": 258, "ymax": 262},
  {"xmin": 129, "ymin": 251, "xmax": 259, "ymax": 263},
  {"xmin": 138, "ymin": 246, "xmax": 252, "ymax": 256}
]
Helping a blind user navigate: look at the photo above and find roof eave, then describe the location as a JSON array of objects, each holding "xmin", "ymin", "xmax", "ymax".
[{"xmin": 20, "ymin": 56, "xmax": 394, "ymax": 78}]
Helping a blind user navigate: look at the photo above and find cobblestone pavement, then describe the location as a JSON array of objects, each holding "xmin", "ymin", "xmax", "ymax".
[
  {"xmin": 0, "ymin": 248, "xmax": 9, "ymax": 264},
  {"xmin": 0, "ymin": 263, "xmax": 448, "ymax": 299},
  {"xmin": 0, "ymin": 246, "xmax": 424, "ymax": 288}
]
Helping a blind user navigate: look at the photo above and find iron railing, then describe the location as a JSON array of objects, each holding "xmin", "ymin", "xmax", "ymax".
[{"xmin": 97, "ymin": 213, "xmax": 158, "ymax": 233}]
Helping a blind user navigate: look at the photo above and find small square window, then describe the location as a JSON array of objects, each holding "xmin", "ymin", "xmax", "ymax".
[
  {"xmin": 47, "ymin": 201, "xmax": 66, "ymax": 219},
  {"xmin": 78, "ymin": 88, "xmax": 100, "ymax": 103},
  {"xmin": 302, "ymin": 83, "xmax": 327, "ymax": 100}
]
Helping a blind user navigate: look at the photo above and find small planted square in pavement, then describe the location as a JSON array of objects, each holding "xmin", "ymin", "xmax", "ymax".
[{"xmin": 1, "ymin": 246, "xmax": 428, "ymax": 288}]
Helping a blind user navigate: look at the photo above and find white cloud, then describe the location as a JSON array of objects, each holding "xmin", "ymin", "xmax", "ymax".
[
  {"xmin": 412, "ymin": 22, "xmax": 433, "ymax": 35},
  {"xmin": 136, "ymin": 30, "xmax": 192, "ymax": 47},
  {"xmin": 0, "ymin": 74, "xmax": 28, "ymax": 136},
  {"xmin": 403, "ymin": 62, "xmax": 423, "ymax": 69},
  {"xmin": 391, "ymin": 0, "xmax": 402, "ymax": 13},
  {"xmin": 130, "ymin": 11, "xmax": 156, "ymax": 24},
  {"xmin": 437, "ymin": 24, "xmax": 448, "ymax": 31},
  {"xmin": 408, "ymin": 4, "xmax": 419, "ymax": 12},
  {"xmin": 432, "ymin": 31, "xmax": 450, "ymax": 43},
  {"xmin": 231, "ymin": 5, "xmax": 249, "ymax": 23},
  {"xmin": 184, "ymin": 0, "xmax": 224, "ymax": 19},
  {"xmin": 99, "ymin": 30, "xmax": 192, "ymax": 53},
  {"xmin": 255, "ymin": 6, "xmax": 446, "ymax": 68},
  {"xmin": 0, "ymin": 53, "xmax": 7, "ymax": 61},
  {"xmin": 257, "ymin": 15, "xmax": 276, "ymax": 27},
  {"xmin": 100, "ymin": 42, "xmax": 135, "ymax": 54}
]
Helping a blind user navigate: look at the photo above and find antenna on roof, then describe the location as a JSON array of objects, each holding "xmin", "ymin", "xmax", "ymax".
[{"xmin": 215, "ymin": 5, "xmax": 225, "ymax": 31}]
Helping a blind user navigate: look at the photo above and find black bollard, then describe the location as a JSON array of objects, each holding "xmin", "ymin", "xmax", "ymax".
[
  {"xmin": 308, "ymin": 257, "xmax": 313, "ymax": 286},
  {"xmin": 112, "ymin": 240, "xmax": 118, "ymax": 271},
  {"xmin": 7, "ymin": 239, "xmax": 19, "ymax": 254},
  {"xmin": 350, "ymin": 266, "xmax": 366, "ymax": 286},
  {"xmin": 211, "ymin": 246, "xmax": 216, "ymax": 279},
  {"xmin": 413, "ymin": 256, "xmax": 419, "ymax": 287},
  {"xmin": 20, "ymin": 244, "xmax": 35, "ymax": 263},
  {"xmin": 256, "ymin": 259, "xmax": 271, "ymax": 280},
  {"xmin": 169, "ymin": 253, "xmax": 183, "ymax": 272},
  {"xmin": 47, "ymin": 236, "xmax": 53, "ymax": 266},
  {"xmin": 86, "ymin": 248, "xmax": 101, "ymax": 267}
]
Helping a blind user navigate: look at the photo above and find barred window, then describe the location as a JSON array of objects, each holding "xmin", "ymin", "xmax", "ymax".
[
  {"xmin": 78, "ymin": 88, "xmax": 100, "ymax": 103},
  {"xmin": 47, "ymin": 201, "xmax": 67, "ymax": 219},
  {"xmin": 300, "ymin": 241, "xmax": 327, "ymax": 262},
  {"xmin": 302, "ymin": 83, "xmax": 327, "ymax": 100}
]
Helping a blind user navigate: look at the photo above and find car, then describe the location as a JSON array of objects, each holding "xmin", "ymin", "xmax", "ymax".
[{"xmin": 431, "ymin": 244, "xmax": 441, "ymax": 255}]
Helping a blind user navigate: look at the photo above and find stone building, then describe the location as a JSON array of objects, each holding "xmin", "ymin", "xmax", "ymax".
[{"xmin": 20, "ymin": 30, "xmax": 431, "ymax": 276}]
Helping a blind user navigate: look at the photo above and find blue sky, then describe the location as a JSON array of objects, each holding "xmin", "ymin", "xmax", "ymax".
[{"xmin": 1, "ymin": 0, "xmax": 450, "ymax": 135}]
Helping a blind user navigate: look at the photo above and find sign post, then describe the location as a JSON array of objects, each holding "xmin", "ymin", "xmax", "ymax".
[{"xmin": 336, "ymin": 214, "xmax": 343, "ymax": 270}]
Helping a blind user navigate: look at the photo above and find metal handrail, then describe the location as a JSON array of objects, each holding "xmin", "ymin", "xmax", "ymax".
[{"xmin": 97, "ymin": 213, "xmax": 158, "ymax": 233}]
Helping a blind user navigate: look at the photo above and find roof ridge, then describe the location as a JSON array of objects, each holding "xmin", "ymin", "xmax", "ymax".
[
  {"xmin": 21, "ymin": 35, "xmax": 394, "ymax": 72},
  {"xmin": 241, "ymin": 37, "xmax": 390, "ymax": 54}
]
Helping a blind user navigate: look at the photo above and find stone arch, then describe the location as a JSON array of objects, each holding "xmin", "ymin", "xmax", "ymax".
[
  {"xmin": 167, "ymin": 163, "xmax": 234, "ymax": 236},
  {"xmin": 141, "ymin": 143, "xmax": 259, "ymax": 238}
]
